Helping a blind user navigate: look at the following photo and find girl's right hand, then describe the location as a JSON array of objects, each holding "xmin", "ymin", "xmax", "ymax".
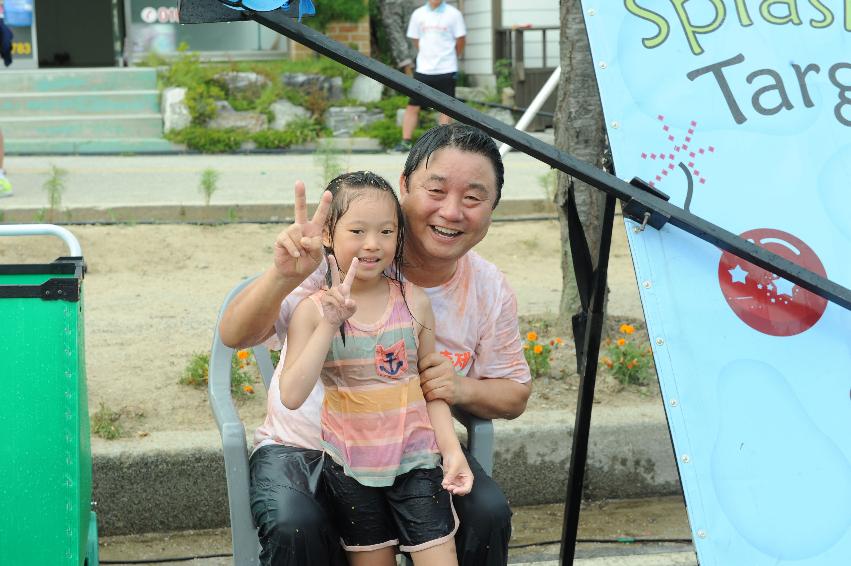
[
  {"xmin": 441, "ymin": 449, "xmax": 474, "ymax": 496},
  {"xmin": 274, "ymin": 181, "xmax": 333, "ymax": 280},
  {"xmin": 320, "ymin": 255, "xmax": 359, "ymax": 327}
]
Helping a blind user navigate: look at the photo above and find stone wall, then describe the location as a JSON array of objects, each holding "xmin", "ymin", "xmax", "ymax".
[{"xmin": 289, "ymin": 15, "xmax": 371, "ymax": 60}]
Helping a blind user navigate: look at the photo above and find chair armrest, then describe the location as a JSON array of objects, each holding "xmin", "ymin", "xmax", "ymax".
[{"xmin": 452, "ymin": 407, "xmax": 494, "ymax": 477}]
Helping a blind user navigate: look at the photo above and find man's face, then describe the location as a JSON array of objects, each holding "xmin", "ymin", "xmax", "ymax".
[{"xmin": 400, "ymin": 147, "xmax": 498, "ymax": 264}]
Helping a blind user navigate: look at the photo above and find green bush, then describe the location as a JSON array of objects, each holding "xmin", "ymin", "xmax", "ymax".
[
  {"xmin": 167, "ymin": 127, "xmax": 248, "ymax": 153},
  {"xmin": 180, "ymin": 350, "xmax": 257, "ymax": 398},
  {"xmin": 355, "ymin": 118, "xmax": 430, "ymax": 149},
  {"xmin": 252, "ymin": 118, "xmax": 324, "ymax": 149}
]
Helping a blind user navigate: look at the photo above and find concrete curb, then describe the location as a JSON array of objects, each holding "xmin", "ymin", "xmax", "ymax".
[{"xmin": 92, "ymin": 406, "xmax": 680, "ymax": 536}]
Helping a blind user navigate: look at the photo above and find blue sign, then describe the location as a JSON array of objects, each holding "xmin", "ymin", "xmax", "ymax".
[{"xmin": 582, "ymin": 2, "xmax": 851, "ymax": 564}]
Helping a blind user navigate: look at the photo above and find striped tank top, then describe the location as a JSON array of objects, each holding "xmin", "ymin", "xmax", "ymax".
[{"xmin": 310, "ymin": 280, "xmax": 440, "ymax": 487}]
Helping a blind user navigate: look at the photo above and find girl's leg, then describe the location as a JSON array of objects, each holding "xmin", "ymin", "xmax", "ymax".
[
  {"xmin": 410, "ymin": 540, "xmax": 458, "ymax": 566},
  {"xmin": 346, "ymin": 547, "xmax": 397, "ymax": 566}
]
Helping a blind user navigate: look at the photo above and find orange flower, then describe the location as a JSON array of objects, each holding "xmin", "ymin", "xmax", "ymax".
[
  {"xmin": 243, "ymin": 385, "xmax": 254, "ymax": 394},
  {"xmin": 617, "ymin": 338, "xmax": 626, "ymax": 346},
  {"xmin": 549, "ymin": 340, "xmax": 555, "ymax": 346},
  {"xmin": 602, "ymin": 356, "xmax": 613, "ymax": 369},
  {"xmin": 555, "ymin": 337, "xmax": 564, "ymax": 345},
  {"xmin": 619, "ymin": 324, "xmax": 635, "ymax": 335},
  {"xmin": 526, "ymin": 331, "xmax": 538, "ymax": 341},
  {"xmin": 237, "ymin": 350, "xmax": 250, "ymax": 360},
  {"xmin": 626, "ymin": 360, "xmax": 636, "ymax": 370},
  {"xmin": 533, "ymin": 344, "xmax": 543, "ymax": 354}
]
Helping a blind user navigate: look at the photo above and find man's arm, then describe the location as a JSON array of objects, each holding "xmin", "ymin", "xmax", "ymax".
[
  {"xmin": 219, "ymin": 267, "xmax": 303, "ymax": 349},
  {"xmin": 419, "ymin": 355, "xmax": 530, "ymax": 419},
  {"xmin": 219, "ymin": 182, "xmax": 331, "ymax": 349},
  {"xmin": 455, "ymin": 36, "xmax": 465, "ymax": 58},
  {"xmin": 419, "ymin": 283, "xmax": 532, "ymax": 420}
]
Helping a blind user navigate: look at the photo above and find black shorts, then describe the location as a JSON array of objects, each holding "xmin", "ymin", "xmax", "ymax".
[
  {"xmin": 407, "ymin": 71, "xmax": 458, "ymax": 110},
  {"xmin": 322, "ymin": 458, "xmax": 458, "ymax": 552}
]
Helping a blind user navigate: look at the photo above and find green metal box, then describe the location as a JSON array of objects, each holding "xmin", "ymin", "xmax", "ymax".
[{"xmin": 0, "ymin": 257, "xmax": 97, "ymax": 565}]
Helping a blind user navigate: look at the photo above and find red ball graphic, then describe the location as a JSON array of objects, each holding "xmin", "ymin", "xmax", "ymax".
[{"xmin": 718, "ymin": 229, "xmax": 828, "ymax": 336}]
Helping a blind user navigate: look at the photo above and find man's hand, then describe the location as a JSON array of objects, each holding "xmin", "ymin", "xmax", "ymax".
[
  {"xmin": 274, "ymin": 181, "xmax": 332, "ymax": 280},
  {"xmin": 441, "ymin": 449, "xmax": 473, "ymax": 496},
  {"xmin": 320, "ymin": 255, "xmax": 359, "ymax": 327},
  {"xmin": 419, "ymin": 352, "xmax": 461, "ymax": 405}
]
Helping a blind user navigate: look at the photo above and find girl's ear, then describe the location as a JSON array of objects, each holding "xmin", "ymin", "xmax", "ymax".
[{"xmin": 322, "ymin": 226, "xmax": 332, "ymax": 249}]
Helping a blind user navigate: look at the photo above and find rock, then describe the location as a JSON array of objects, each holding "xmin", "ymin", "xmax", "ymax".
[
  {"xmin": 162, "ymin": 87, "xmax": 190, "ymax": 133},
  {"xmin": 484, "ymin": 107, "xmax": 515, "ymax": 126},
  {"xmin": 270, "ymin": 99, "xmax": 311, "ymax": 130},
  {"xmin": 213, "ymin": 71, "xmax": 270, "ymax": 95},
  {"xmin": 348, "ymin": 75, "xmax": 384, "ymax": 103},
  {"xmin": 455, "ymin": 85, "xmax": 493, "ymax": 103},
  {"xmin": 324, "ymin": 106, "xmax": 384, "ymax": 136},
  {"xmin": 208, "ymin": 106, "xmax": 268, "ymax": 133},
  {"xmin": 280, "ymin": 73, "xmax": 344, "ymax": 101},
  {"xmin": 501, "ymin": 87, "xmax": 516, "ymax": 107}
]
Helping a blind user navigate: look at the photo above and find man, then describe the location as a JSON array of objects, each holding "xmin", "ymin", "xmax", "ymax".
[
  {"xmin": 220, "ymin": 124, "xmax": 531, "ymax": 565},
  {"xmin": 378, "ymin": 0, "xmax": 419, "ymax": 74},
  {"xmin": 394, "ymin": 0, "xmax": 466, "ymax": 152}
]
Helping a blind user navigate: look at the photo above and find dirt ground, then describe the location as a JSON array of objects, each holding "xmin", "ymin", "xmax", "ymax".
[{"xmin": 1, "ymin": 220, "xmax": 656, "ymax": 439}]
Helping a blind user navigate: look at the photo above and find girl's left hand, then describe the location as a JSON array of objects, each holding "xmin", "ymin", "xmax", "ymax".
[
  {"xmin": 321, "ymin": 255, "xmax": 359, "ymax": 327},
  {"xmin": 441, "ymin": 450, "xmax": 474, "ymax": 496}
]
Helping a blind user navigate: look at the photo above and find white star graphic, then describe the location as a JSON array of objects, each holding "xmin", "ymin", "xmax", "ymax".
[
  {"xmin": 774, "ymin": 277, "xmax": 796, "ymax": 297},
  {"xmin": 729, "ymin": 265, "xmax": 748, "ymax": 284}
]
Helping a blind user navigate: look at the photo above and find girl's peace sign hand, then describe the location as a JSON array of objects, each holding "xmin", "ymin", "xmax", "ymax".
[
  {"xmin": 274, "ymin": 180, "xmax": 333, "ymax": 280},
  {"xmin": 320, "ymin": 255, "xmax": 359, "ymax": 327}
]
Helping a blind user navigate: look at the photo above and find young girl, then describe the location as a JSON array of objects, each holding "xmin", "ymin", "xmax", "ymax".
[{"xmin": 279, "ymin": 171, "xmax": 473, "ymax": 566}]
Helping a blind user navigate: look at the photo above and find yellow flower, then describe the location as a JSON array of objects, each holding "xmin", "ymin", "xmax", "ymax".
[
  {"xmin": 617, "ymin": 338, "xmax": 626, "ymax": 346},
  {"xmin": 237, "ymin": 350, "xmax": 250, "ymax": 360},
  {"xmin": 526, "ymin": 331, "xmax": 538, "ymax": 341},
  {"xmin": 243, "ymin": 385, "xmax": 254, "ymax": 394},
  {"xmin": 533, "ymin": 344, "xmax": 544, "ymax": 354},
  {"xmin": 523, "ymin": 344, "xmax": 530, "ymax": 350},
  {"xmin": 619, "ymin": 324, "xmax": 636, "ymax": 335}
]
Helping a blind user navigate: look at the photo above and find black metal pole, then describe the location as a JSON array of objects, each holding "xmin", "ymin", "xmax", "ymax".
[
  {"xmin": 235, "ymin": 8, "xmax": 851, "ymax": 313},
  {"xmin": 559, "ymin": 194, "xmax": 618, "ymax": 566}
]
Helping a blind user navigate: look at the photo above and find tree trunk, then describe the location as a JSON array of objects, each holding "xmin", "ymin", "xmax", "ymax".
[{"xmin": 554, "ymin": 0, "xmax": 609, "ymax": 326}]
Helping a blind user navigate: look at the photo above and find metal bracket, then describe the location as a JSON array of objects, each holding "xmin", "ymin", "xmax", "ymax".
[
  {"xmin": 41, "ymin": 278, "xmax": 80, "ymax": 302},
  {"xmin": 622, "ymin": 177, "xmax": 671, "ymax": 231}
]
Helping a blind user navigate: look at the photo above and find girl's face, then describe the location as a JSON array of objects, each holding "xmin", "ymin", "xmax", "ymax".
[{"xmin": 324, "ymin": 190, "xmax": 399, "ymax": 282}]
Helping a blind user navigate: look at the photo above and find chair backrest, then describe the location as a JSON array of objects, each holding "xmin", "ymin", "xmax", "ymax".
[{"xmin": 209, "ymin": 275, "xmax": 263, "ymax": 566}]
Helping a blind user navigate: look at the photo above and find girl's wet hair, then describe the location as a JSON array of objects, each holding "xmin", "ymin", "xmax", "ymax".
[{"xmin": 322, "ymin": 171, "xmax": 411, "ymax": 342}]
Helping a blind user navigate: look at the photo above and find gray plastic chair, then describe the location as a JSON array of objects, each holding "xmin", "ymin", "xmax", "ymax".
[{"xmin": 210, "ymin": 275, "xmax": 494, "ymax": 566}]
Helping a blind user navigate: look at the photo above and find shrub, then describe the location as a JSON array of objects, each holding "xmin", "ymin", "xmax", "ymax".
[{"xmin": 180, "ymin": 350, "xmax": 257, "ymax": 398}]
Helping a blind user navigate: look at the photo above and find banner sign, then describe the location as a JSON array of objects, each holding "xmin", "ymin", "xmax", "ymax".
[{"xmin": 581, "ymin": 2, "xmax": 850, "ymax": 564}]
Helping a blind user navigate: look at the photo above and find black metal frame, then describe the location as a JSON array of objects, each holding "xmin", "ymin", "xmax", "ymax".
[
  {"xmin": 179, "ymin": 3, "xmax": 851, "ymax": 564},
  {"xmin": 0, "ymin": 257, "xmax": 84, "ymax": 302}
]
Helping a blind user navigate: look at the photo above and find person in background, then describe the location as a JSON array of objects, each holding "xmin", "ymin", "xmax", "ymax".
[
  {"xmin": 1, "ymin": 2, "xmax": 13, "ymax": 197},
  {"xmin": 394, "ymin": 0, "xmax": 465, "ymax": 153}
]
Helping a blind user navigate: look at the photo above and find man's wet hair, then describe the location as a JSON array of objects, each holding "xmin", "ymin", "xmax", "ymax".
[{"xmin": 401, "ymin": 124, "xmax": 504, "ymax": 208}]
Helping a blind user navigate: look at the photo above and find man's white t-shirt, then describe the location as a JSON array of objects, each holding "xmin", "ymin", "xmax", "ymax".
[
  {"xmin": 406, "ymin": 1, "xmax": 466, "ymax": 75},
  {"xmin": 253, "ymin": 251, "xmax": 531, "ymax": 452}
]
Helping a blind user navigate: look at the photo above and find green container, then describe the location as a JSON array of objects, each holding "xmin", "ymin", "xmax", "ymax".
[{"xmin": 0, "ymin": 257, "xmax": 98, "ymax": 565}]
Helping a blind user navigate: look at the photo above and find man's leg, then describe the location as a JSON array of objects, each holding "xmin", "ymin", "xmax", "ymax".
[
  {"xmin": 401, "ymin": 104, "xmax": 420, "ymax": 142},
  {"xmin": 249, "ymin": 444, "xmax": 347, "ymax": 566},
  {"xmin": 453, "ymin": 449, "xmax": 512, "ymax": 566}
]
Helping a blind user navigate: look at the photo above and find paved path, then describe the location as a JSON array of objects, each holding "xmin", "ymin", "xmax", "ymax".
[{"xmin": 0, "ymin": 151, "xmax": 558, "ymax": 221}]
